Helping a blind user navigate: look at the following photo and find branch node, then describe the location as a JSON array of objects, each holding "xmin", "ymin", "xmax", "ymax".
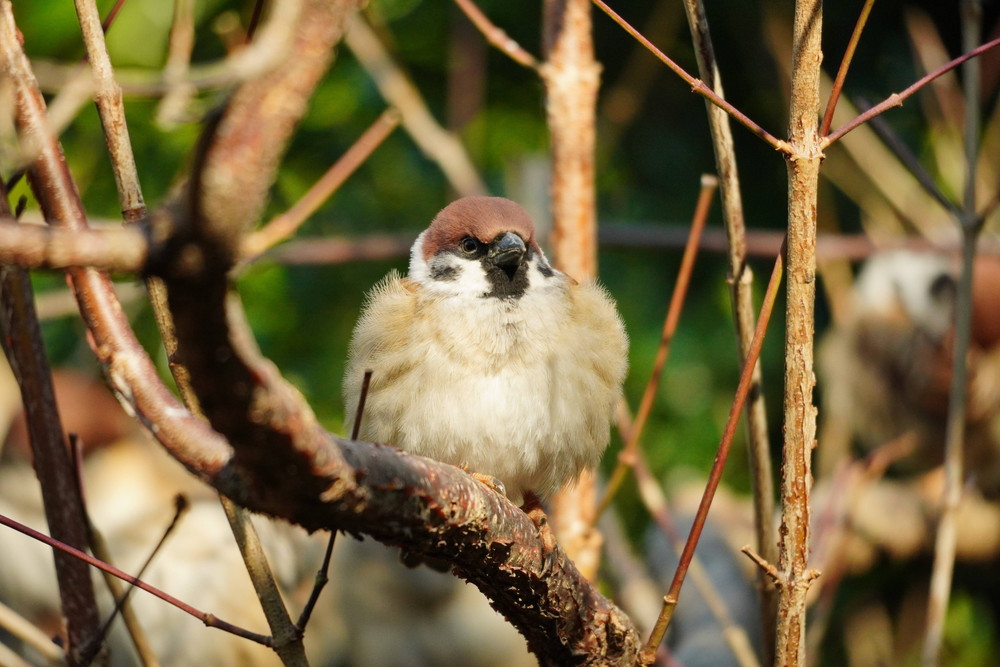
[{"xmin": 740, "ymin": 545, "xmax": 783, "ymax": 585}]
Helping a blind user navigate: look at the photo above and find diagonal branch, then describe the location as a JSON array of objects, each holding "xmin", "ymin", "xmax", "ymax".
[
  {"xmin": 823, "ymin": 34, "xmax": 1000, "ymax": 146},
  {"xmin": 591, "ymin": 0, "xmax": 787, "ymax": 152}
]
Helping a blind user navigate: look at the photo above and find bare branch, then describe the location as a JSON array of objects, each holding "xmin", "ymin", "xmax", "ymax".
[
  {"xmin": 680, "ymin": 2, "xmax": 777, "ymax": 648},
  {"xmin": 924, "ymin": 2, "xmax": 986, "ymax": 664},
  {"xmin": 73, "ymin": 0, "xmax": 144, "ymax": 223},
  {"xmin": 541, "ymin": 0, "xmax": 605, "ymax": 581},
  {"xmin": 823, "ymin": 34, "xmax": 1000, "ymax": 146},
  {"xmin": 0, "ymin": 512, "xmax": 272, "ymax": 646},
  {"xmin": 591, "ymin": 0, "xmax": 788, "ymax": 152},
  {"xmin": 643, "ymin": 237, "xmax": 785, "ymax": 664},
  {"xmin": 0, "ymin": 0, "xmax": 232, "ymax": 483},
  {"xmin": 0, "ymin": 220, "xmax": 148, "ymax": 271},
  {"xmin": 775, "ymin": 1, "xmax": 823, "ymax": 663},
  {"xmin": 452, "ymin": 0, "xmax": 539, "ymax": 69},
  {"xmin": 345, "ymin": 13, "xmax": 486, "ymax": 197},
  {"xmin": 597, "ymin": 175, "xmax": 716, "ymax": 515},
  {"xmin": 156, "ymin": 0, "xmax": 197, "ymax": 128},
  {"xmin": 0, "ymin": 229, "xmax": 102, "ymax": 662},
  {"xmin": 242, "ymin": 108, "xmax": 401, "ymax": 258},
  {"xmin": 819, "ymin": 0, "xmax": 876, "ymax": 137}
]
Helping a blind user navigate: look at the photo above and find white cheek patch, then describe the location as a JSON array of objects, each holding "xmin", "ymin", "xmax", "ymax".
[
  {"xmin": 408, "ymin": 232, "xmax": 431, "ymax": 282},
  {"xmin": 525, "ymin": 253, "xmax": 563, "ymax": 292}
]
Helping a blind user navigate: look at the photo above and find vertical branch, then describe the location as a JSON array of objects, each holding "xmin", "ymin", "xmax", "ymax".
[
  {"xmin": 923, "ymin": 1, "xmax": 983, "ymax": 664},
  {"xmin": 0, "ymin": 265, "xmax": 102, "ymax": 664},
  {"xmin": 72, "ymin": 0, "xmax": 144, "ymax": 223},
  {"xmin": 541, "ymin": 0, "xmax": 603, "ymax": 580},
  {"xmin": 542, "ymin": 0, "xmax": 600, "ymax": 280},
  {"xmin": 681, "ymin": 0, "xmax": 777, "ymax": 652},
  {"xmin": 776, "ymin": 1, "xmax": 823, "ymax": 665}
]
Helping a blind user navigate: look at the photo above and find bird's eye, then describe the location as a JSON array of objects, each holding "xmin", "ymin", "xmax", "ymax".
[{"xmin": 459, "ymin": 237, "xmax": 480, "ymax": 255}]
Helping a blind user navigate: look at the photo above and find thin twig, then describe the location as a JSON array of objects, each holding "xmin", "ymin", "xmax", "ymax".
[
  {"xmin": 242, "ymin": 109, "xmax": 401, "ymax": 258},
  {"xmin": 246, "ymin": 0, "xmax": 268, "ymax": 43},
  {"xmin": 641, "ymin": 238, "xmax": 786, "ymax": 665},
  {"xmin": 740, "ymin": 546, "xmax": 781, "ymax": 584},
  {"xmin": 156, "ymin": 0, "xmax": 197, "ymax": 127},
  {"xmin": 0, "ymin": 512, "xmax": 273, "ymax": 646},
  {"xmin": 100, "ymin": 0, "xmax": 129, "ymax": 33},
  {"xmin": 219, "ymin": 497, "xmax": 307, "ymax": 664},
  {"xmin": 345, "ymin": 13, "xmax": 486, "ymax": 197},
  {"xmin": 596, "ymin": 175, "xmax": 717, "ymax": 517},
  {"xmin": 631, "ymin": 451, "xmax": 761, "ymax": 667},
  {"xmin": 294, "ymin": 532, "xmax": 336, "ymax": 632},
  {"xmin": 84, "ymin": 496, "xmax": 189, "ymax": 667},
  {"xmin": 859, "ymin": 101, "xmax": 962, "ymax": 217},
  {"xmin": 819, "ymin": 0, "xmax": 876, "ymax": 137},
  {"xmin": 680, "ymin": 1, "xmax": 777, "ymax": 653},
  {"xmin": 591, "ymin": 0, "xmax": 788, "ymax": 152},
  {"xmin": 923, "ymin": 2, "xmax": 984, "ymax": 664},
  {"xmin": 824, "ymin": 34, "xmax": 1000, "ymax": 147},
  {"xmin": 71, "ymin": 434, "xmax": 160, "ymax": 667},
  {"xmin": 452, "ymin": 0, "xmax": 538, "ymax": 69},
  {"xmin": 74, "ymin": 0, "xmax": 145, "ymax": 223}
]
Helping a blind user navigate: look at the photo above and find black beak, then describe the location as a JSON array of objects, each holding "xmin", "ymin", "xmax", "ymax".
[{"xmin": 488, "ymin": 232, "xmax": 526, "ymax": 279}]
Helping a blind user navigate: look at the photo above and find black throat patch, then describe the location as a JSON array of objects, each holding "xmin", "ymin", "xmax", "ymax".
[{"xmin": 482, "ymin": 251, "xmax": 532, "ymax": 299}]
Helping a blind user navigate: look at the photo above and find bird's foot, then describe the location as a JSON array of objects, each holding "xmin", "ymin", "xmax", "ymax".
[
  {"xmin": 470, "ymin": 471, "xmax": 506, "ymax": 497},
  {"xmin": 520, "ymin": 491, "xmax": 556, "ymax": 550},
  {"xmin": 521, "ymin": 491, "xmax": 555, "ymax": 547}
]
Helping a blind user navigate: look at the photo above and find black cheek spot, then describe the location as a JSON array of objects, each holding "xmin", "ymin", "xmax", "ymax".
[
  {"xmin": 430, "ymin": 262, "xmax": 459, "ymax": 281},
  {"xmin": 537, "ymin": 262, "xmax": 554, "ymax": 278}
]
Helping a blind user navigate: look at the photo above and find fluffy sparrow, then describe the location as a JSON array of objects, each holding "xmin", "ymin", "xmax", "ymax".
[{"xmin": 343, "ymin": 196, "xmax": 628, "ymax": 504}]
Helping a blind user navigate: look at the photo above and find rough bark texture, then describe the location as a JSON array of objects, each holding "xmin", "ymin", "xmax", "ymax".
[{"xmin": 776, "ymin": 1, "xmax": 823, "ymax": 665}]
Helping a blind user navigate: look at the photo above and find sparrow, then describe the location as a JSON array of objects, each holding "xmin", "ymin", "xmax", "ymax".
[
  {"xmin": 819, "ymin": 250, "xmax": 1000, "ymax": 493},
  {"xmin": 343, "ymin": 196, "xmax": 628, "ymax": 505}
]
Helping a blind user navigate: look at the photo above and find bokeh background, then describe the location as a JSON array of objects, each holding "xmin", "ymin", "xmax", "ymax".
[{"xmin": 4, "ymin": 1, "xmax": 1000, "ymax": 664}]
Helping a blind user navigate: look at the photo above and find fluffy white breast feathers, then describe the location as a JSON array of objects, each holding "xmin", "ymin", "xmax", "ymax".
[{"xmin": 344, "ymin": 196, "xmax": 628, "ymax": 505}]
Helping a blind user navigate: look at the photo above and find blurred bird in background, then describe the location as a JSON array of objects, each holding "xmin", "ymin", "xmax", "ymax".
[{"xmin": 819, "ymin": 250, "xmax": 1000, "ymax": 493}]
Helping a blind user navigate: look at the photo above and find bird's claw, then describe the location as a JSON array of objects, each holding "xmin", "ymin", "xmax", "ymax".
[{"xmin": 470, "ymin": 472, "xmax": 506, "ymax": 497}]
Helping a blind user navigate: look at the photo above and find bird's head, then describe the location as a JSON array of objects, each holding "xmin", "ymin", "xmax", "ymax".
[{"xmin": 408, "ymin": 196, "xmax": 560, "ymax": 299}]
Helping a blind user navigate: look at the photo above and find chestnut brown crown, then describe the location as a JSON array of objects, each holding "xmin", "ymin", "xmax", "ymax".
[{"xmin": 421, "ymin": 196, "xmax": 541, "ymax": 259}]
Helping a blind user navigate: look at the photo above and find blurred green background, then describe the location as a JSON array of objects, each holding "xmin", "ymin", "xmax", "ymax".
[{"xmin": 6, "ymin": 0, "xmax": 1000, "ymax": 664}]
